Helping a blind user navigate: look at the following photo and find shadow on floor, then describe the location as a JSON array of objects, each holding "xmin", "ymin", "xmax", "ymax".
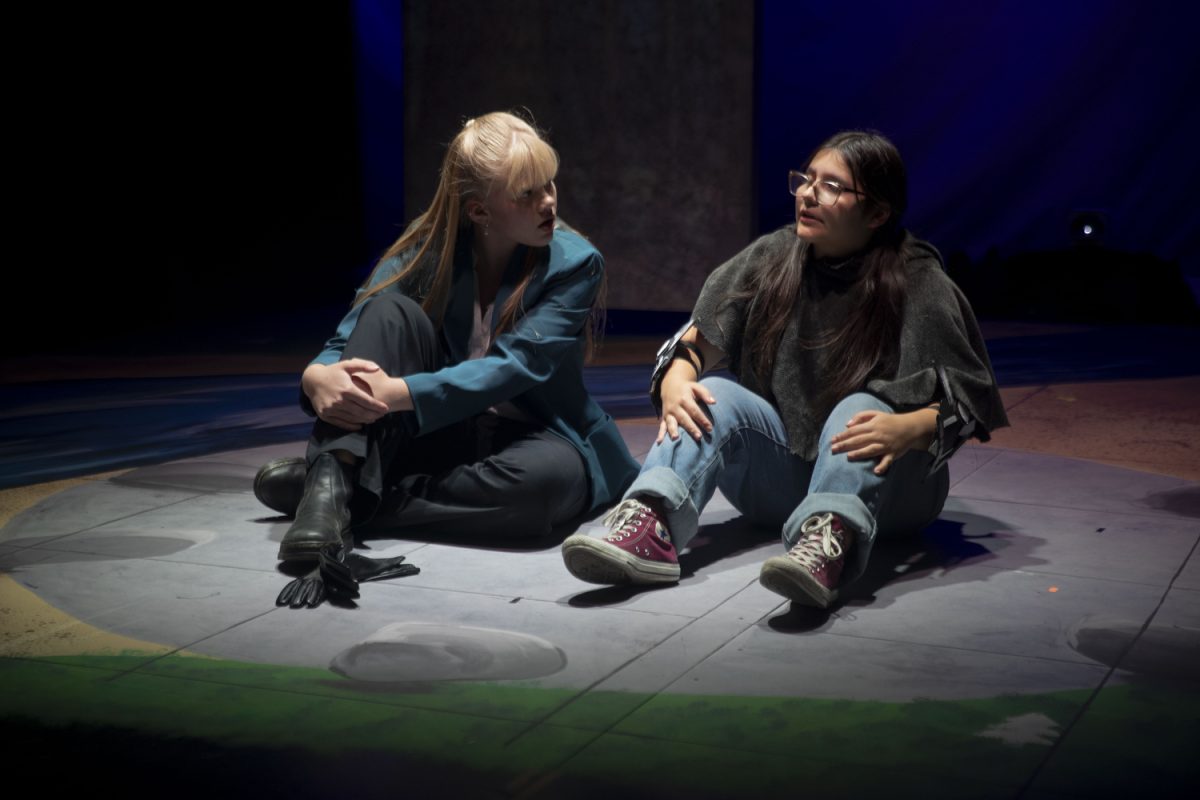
[{"xmin": 767, "ymin": 512, "xmax": 1033, "ymax": 631}]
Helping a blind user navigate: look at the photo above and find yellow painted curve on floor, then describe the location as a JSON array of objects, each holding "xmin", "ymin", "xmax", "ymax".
[
  {"xmin": 1, "ymin": 472, "xmax": 204, "ymax": 660},
  {"xmin": 0, "ymin": 574, "xmax": 188, "ymax": 658}
]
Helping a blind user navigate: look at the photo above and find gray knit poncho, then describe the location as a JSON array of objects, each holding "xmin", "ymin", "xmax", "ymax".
[{"xmin": 692, "ymin": 227, "xmax": 1008, "ymax": 460}]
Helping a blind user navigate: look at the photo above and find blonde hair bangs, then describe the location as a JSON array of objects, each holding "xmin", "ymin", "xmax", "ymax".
[{"xmin": 499, "ymin": 129, "xmax": 559, "ymax": 197}]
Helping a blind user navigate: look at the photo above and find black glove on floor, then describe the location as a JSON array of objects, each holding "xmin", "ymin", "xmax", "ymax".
[
  {"xmin": 276, "ymin": 545, "xmax": 419, "ymax": 609},
  {"xmin": 344, "ymin": 551, "xmax": 420, "ymax": 582}
]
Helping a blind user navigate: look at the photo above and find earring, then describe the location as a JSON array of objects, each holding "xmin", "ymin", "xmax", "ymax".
[{"xmin": 483, "ymin": 221, "xmax": 489, "ymax": 237}]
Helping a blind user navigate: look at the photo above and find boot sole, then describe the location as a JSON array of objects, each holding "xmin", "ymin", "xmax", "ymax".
[
  {"xmin": 758, "ymin": 558, "xmax": 837, "ymax": 608},
  {"xmin": 278, "ymin": 531, "xmax": 350, "ymax": 562},
  {"xmin": 277, "ymin": 539, "xmax": 330, "ymax": 562},
  {"xmin": 561, "ymin": 535, "xmax": 680, "ymax": 585}
]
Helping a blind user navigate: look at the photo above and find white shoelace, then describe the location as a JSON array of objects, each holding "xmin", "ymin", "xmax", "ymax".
[
  {"xmin": 785, "ymin": 512, "xmax": 843, "ymax": 569},
  {"xmin": 601, "ymin": 498, "xmax": 651, "ymax": 541}
]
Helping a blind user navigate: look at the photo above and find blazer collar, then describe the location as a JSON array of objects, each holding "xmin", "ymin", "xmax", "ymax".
[
  {"xmin": 490, "ymin": 245, "xmax": 540, "ymax": 336},
  {"xmin": 441, "ymin": 234, "xmax": 476, "ymax": 363},
  {"xmin": 443, "ymin": 232, "xmax": 540, "ymax": 359}
]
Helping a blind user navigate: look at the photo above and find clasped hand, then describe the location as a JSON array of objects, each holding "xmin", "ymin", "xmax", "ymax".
[{"xmin": 302, "ymin": 360, "xmax": 411, "ymax": 431}]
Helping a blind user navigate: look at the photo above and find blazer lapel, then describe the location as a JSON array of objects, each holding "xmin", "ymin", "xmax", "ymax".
[
  {"xmin": 490, "ymin": 246, "xmax": 544, "ymax": 337},
  {"xmin": 441, "ymin": 242, "xmax": 475, "ymax": 364}
]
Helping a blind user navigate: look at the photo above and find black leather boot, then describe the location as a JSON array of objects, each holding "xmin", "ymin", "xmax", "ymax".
[
  {"xmin": 253, "ymin": 457, "xmax": 307, "ymax": 517},
  {"xmin": 277, "ymin": 453, "xmax": 355, "ymax": 561}
]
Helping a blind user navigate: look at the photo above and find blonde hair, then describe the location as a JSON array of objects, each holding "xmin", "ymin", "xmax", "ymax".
[{"xmin": 357, "ymin": 111, "xmax": 561, "ymax": 331}]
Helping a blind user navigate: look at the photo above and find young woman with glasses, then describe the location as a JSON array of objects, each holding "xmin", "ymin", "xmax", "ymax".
[
  {"xmin": 254, "ymin": 111, "xmax": 638, "ymax": 564},
  {"xmin": 561, "ymin": 130, "xmax": 1007, "ymax": 609}
]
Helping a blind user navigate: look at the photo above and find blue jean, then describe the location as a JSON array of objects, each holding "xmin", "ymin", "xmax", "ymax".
[{"xmin": 627, "ymin": 377, "xmax": 949, "ymax": 585}]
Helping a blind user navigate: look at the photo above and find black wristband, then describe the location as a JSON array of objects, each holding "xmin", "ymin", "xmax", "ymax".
[
  {"xmin": 649, "ymin": 318, "xmax": 697, "ymax": 414},
  {"xmin": 673, "ymin": 341, "xmax": 705, "ymax": 376},
  {"xmin": 926, "ymin": 364, "xmax": 979, "ymax": 477}
]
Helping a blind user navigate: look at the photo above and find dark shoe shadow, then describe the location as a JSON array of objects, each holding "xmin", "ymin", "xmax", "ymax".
[
  {"xmin": 348, "ymin": 513, "xmax": 594, "ymax": 554},
  {"xmin": 765, "ymin": 604, "xmax": 832, "ymax": 632},
  {"xmin": 763, "ymin": 512, "xmax": 1031, "ymax": 629},
  {"xmin": 276, "ymin": 561, "xmax": 316, "ymax": 578},
  {"xmin": 566, "ymin": 582, "xmax": 676, "ymax": 607},
  {"xmin": 838, "ymin": 516, "xmax": 1009, "ymax": 609},
  {"xmin": 677, "ymin": 517, "xmax": 777, "ymax": 577}
]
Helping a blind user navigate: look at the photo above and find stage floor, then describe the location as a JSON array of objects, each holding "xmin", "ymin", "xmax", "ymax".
[
  {"xmin": 1, "ymin": 325, "xmax": 1197, "ymax": 798},
  {"xmin": 2, "ymin": 435, "xmax": 1197, "ymax": 796}
]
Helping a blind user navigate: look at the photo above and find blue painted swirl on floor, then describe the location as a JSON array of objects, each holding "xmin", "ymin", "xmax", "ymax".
[{"xmin": 1, "ymin": 325, "xmax": 1196, "ymax": 488}]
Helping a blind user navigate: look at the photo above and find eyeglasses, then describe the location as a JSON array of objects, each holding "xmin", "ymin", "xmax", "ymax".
[{"xmin": 788, "ymin": 170, "xmax": 866, "ymax": 206}]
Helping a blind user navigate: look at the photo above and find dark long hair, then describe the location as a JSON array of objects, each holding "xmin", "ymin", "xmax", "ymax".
[{"xmin": 737, "ymin": 130, "xmax": 909, "ymax": 413}]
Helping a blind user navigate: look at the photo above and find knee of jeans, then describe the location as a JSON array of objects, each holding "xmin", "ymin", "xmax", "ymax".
[
  {"xmin": 695, "ymin": 376, "xmax": 760, "ymax": 432},
  {"xmin": 824, "ymin": 392, "xmax": 895, "ymax": 429},
  {"xmin": 697, "ymin": 375, "xmax": 740, "ymax": 401}
]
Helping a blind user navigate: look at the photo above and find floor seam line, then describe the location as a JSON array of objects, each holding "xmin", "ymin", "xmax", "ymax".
[
  {"xmin": 109, "ymin": 606, "xmax": 282, "ymax": 680},
  {"xmin": 3, "ymin": 491, "xmax": 210, "ymax": 546},
  {"xmin": 924, "ymin": 561, "xmax": 1197, "ymax": 589},
  {"xmin": 945, "ymin": 493, "xmax": 1199, "ymax": 519},
  {"xmin": 499, "ymin": 617, "xmax": 708, "ymax": 749},
  {"xmin": 1000, "ymin": 384, "xmax": 1050, "ymax": 414},
  {"xmin": 1015, "ymin": 533, "xmax": 1200, "ymax": 797},
  {"xmin": 814, "ymin": 629, "xmax": 1115, "ymax": 667},
  {"xmin": 501, "ymin": 579, "xmax": 768, "ymax": 750},
  {"xmin": 506, "ymin": 590, "xmax": 767, "ymax": 796}
]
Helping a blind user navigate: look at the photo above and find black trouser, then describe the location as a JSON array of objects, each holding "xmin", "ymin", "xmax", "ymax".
[{"xmin": 306, "ymin": 294, "xmax": 589, "ymax": 538}]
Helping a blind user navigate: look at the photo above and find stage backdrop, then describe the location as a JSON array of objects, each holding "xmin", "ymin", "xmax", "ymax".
[
  {"xmin": 391, "ymin": 0, "xmax": 755, "ymax": 311},
  {"xmin": 756, "ymin": 0, "xmax": 1200, "ymax": 282},
  {"xmin": 355, "ymin": 0, "xmax": 1198, "ymax": 312}
]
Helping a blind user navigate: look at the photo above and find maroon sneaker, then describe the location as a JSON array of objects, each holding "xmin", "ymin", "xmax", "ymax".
[
  {"xmin": 758, "ymin": 512, "xmax": 851, "ymax": 608},
  {"xmin": 561, "ymin": 498, "xmax": 680, "ymax": 585}
]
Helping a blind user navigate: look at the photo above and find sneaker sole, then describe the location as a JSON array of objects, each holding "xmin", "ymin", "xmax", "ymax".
[
  {"xmin": 758, "ymin": 558, "xmax": 837, "ymax": 609},
  {"xmin": 561, "ymin": 535, "xmax": 680, "ymax": 585}
]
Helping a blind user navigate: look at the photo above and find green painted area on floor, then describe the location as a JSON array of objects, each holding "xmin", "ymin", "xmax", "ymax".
[{"xmin": 5, "ymin": 653, "xmax": 1195, "ymax": 795}]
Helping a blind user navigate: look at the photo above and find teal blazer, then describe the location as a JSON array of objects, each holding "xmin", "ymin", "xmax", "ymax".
[{"xmin": 312, "ymin": 227, "xmax": 638, "ymax": 517}]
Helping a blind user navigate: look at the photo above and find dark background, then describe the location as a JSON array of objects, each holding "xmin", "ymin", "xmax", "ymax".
[{"xmin": 11, "ymin": 0, "xmax": 1199, "ymax": 357}]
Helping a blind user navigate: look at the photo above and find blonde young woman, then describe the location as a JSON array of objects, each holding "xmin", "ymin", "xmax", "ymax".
[{"xmin": 254, "ymin": 112, "xmax": 638, "ymax": 564}]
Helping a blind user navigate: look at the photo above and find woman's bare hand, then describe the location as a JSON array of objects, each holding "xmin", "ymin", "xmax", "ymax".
[
  {"xmin": 351, "ymin": 368, "xmax": 413, "ymax": 414},
  {"xmin": 830, "ymin": 408, "xmax": 937, "ymax": 475},
  {"xmin": 301, "ymin": 360, "xmax": 390, "ymax": 431},
  {"xmin": 657, "ymin": 363, "xmax": 717, "ymax": 443}
]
